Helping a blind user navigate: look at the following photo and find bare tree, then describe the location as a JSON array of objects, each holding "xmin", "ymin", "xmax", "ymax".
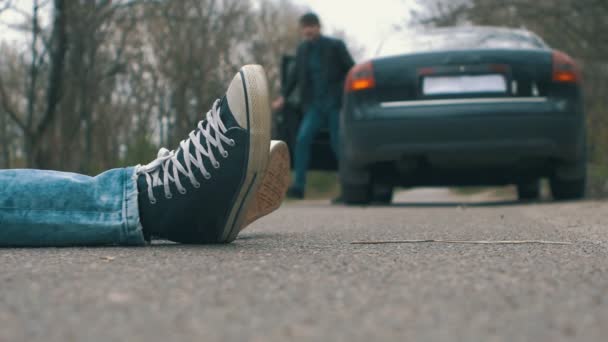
[
  {"xmin": 57, "ymin": 0, "xmax": 140, "ymax": 172},
  {"xmin": 0, "ymin": 43, "xmax": 25, "ymax": 167},
  {"xmin": 0, "ymin": 0, "xmax": 341, "ymax": 172},
  {"xmin": 0, "ymin": 0, "xmax": 66, "ymax": 169},
  {"xmin": 246, "ymin": 0, "xmax": 302, "ymax": 98},
  {"xmin": 408, "ymin": 0, "xmax": 470, "ymax": 27},
  {"xmin": 0, "ymin": 0, "xmax": 12, "ymax": 14},
  {"xmin": 143, "ymin": 0, "xmax": 253, "ymax": 146},
  {"xmin": 0, "ymin": 106, "xmax": 8, "ymax": 168}
]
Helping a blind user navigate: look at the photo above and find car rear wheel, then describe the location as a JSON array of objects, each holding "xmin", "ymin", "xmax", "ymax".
[
  {"xmin": 342, "ymin": 182, "xmax": 372, "ymax": 205},
  {"xmin": 550, "ymin": 177, "xmax": 586, "ymax": 200},
  {"xmin": 372, "ymin": 183, "xmax": 393, "ymax": 204},
  {"xmin": 516, "ymin": 180, "xmax": 540, "ymax": 201}
]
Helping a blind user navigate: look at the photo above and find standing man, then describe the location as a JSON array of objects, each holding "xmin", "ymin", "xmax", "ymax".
[{"xmin": 272, "ymin": 12, "xmax": 355, "ymax": 199}]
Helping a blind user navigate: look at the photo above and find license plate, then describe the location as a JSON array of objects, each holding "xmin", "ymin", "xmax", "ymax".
[{"xmin": 423, "ymin": 74, "xmax": 507, "ymax": 95}]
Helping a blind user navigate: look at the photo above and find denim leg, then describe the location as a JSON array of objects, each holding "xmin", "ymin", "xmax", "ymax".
[
  {"xmin": 0, "ymin": 167, "xmax": 146, "ymax": 247},
  {"xmin": 293, "ymin": 107, "xmax": 325, "ymax": 191},
  {"xmin": 329, "ymin": 109, "xmax": 340, "ymax": 158}
]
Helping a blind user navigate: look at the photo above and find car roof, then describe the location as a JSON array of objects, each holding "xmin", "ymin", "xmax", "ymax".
[
  {"xmin": 423, "ymin": 25, "xmax": 545, "ymax": 43},
  {"xmin": 376, "ymin": 25, "xmax": 548, "ymax": 57}
]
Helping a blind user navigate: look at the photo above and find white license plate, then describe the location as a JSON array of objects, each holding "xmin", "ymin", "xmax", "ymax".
[{"xmin": 423, "ymin": 74, "xmax": 507, "ymax": 95}]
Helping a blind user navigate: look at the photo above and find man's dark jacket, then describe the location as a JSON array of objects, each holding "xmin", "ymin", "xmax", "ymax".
[{"xmin": 282, "ymin": 35, "xmax": 355, "ymax": 110}]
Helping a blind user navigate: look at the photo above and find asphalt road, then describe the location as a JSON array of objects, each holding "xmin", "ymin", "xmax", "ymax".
[{"xmin": 1, "ymin": 189, "xmax": 607, "ymax": 342}]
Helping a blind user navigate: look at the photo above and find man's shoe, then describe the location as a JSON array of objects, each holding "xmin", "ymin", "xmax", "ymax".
[
  {"xmin": 287, "ymin": 186, "xmax": 304, "ymax": 199},
  {"xmin": 242, "ymin": 140, "xmax": 291, "ymax": 231},
  {"xmin": 136, "ymin": 65, "xmax": 271, "ymax": 243}
]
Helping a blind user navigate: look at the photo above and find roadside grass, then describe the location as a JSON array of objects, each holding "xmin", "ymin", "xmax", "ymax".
[
  {"xmin": 295, "ymin": 163, "xmax": 608, "ymax": 201},
  {"xmin": 302, "ymin": 171, "xmax": 340, "ymax": 200},
  {"xmin": 450, "ymin": 186, "xmax": 516, "ymax": 199},
  {"xmin": 450, "ymin": 187, "xmax": 490, "ymax": 195},
  {"xmin": 588, "ymin": 163, "xmax": 608, "ymax": 197},
  {"xmin": 451, "ymin": 163, "xmax": 608, "ymax": 199}
]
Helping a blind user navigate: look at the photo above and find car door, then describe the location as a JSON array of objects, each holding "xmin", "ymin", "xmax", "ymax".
[{"xmin": 273, "ymin": 55, "xmax": 337, "ymax": 171}]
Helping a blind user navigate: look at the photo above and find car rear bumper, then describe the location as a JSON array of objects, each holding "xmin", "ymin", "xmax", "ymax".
[{"xmin": 341, "ymin": 97, "xmax": 586, "ymax": 183}]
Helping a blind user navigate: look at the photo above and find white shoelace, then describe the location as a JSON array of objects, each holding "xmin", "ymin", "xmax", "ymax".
[{"xmin": 136, "ymin": 99, "xmax": 235, "ymax": 204}]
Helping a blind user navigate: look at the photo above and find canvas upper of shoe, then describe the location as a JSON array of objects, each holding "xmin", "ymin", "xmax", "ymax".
[
  {"xmin": 137, "ymin": 96, "xmax": 252, "ymax": 243},
  {"xmin": 135, "ymin": 65, "xmax": 271, "ymax": 244}
]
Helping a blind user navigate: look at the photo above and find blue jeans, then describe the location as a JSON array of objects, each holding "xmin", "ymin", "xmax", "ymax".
[
  {"xmin": 0, "ymin": 167, "xmax": 146, "ymax": 247},
  {"xmin": 293, "ymin": 106, "xmax": 339, "ymax": 191}
]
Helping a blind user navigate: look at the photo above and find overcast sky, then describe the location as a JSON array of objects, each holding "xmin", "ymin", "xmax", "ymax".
[{"xmin": 0, "ymin": 0, "xmax": 417, "ymax": 58}]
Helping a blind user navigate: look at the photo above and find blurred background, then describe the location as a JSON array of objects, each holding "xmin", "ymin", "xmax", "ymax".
[{"xmin": 0, "ymin": 0, "xmax": 606, "ymax": 196}]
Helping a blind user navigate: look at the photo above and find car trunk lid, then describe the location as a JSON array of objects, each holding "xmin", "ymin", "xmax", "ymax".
[{"xmin": 370, "ymin": 48, "xmax": 553, "ymax": 104}]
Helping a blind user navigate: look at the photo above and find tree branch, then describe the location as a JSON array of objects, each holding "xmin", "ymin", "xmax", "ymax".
[
  {"xmin": 35, "ymin": 0, "xmax": 66, "ymax": 138},
  {"xmin": 0, "ymin": 0, "xmax": 12, "ymax": 14},
  {"xmin": 0, "ymin": 75, "xmax": 26, "ymax": 131}
]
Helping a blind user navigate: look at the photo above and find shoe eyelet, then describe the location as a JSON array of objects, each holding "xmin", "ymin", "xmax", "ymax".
[
  {"xmin": 165, "ymin": 193, "xmax": 173, "ymax": 199},
  {"xmin": 222, "ymin": 151, "xmax": 229, "ymax": 158},
  {"xmin": 193, "ymin": 182, "xmax": 201, "ymax": 188},
  {"xmin": 150, "ymin": 199, "xmax": 157, "ymax": 205},
  {"xmin": 213, "ymin": 161, "xmax": 220, "ymax": 169},
  {"xmin": 179, "ymin": 188, "xmax": 187, "ymax": 195},
  {"xmin": 203, "ymin": 173, "xmax": 211, "ymax": 180},
  {"xmin": 229, "ymin": 139, "xmax": 236, "ymax": 146}
]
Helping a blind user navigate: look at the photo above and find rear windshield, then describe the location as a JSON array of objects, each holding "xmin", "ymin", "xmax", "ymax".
[{"xmin": 377, "ymin": 27, "xmax": 547, "ymax": 56}]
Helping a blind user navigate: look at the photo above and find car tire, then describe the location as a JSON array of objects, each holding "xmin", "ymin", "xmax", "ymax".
[
  {"xmin": 342, "ymin": 182, "xmax": 372, "ymax": 205},
  {"xmin": 516, "ymin": 180, "xmax": 540, "ymax": 201},
  {"xmin": 372, "ymin": 183, "xmax": 393, "ymax": 204},
  {"xmin": 550, "ymin": 177, "xmax": 586, "ymax": 200}
]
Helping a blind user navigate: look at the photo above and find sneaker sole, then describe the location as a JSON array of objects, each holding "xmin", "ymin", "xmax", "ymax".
[
  {"xmin": 220, "ymin": 65, "xmax": 271, "ymax": 243},
  {"xmin": 241, "ymin": 140, "xmax": 290, "ymax": 231}
]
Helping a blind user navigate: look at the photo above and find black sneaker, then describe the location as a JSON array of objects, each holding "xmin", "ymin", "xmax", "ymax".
[
  {"xmin": 287, "ymin": 186, "xmax": 304, "ymax": 199},
  {"xmin": 136, "ymin": 65, "xmax": 271, "ymax": 243}
]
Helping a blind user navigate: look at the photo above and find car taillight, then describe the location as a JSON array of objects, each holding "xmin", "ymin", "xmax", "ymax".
[
  {"xmin": 345, "ymin": 61, "xmax": 375, "ymax": 92},
  {"xmin": 553, "ymin": 50, "xmax": 581, "ymax": 83}
]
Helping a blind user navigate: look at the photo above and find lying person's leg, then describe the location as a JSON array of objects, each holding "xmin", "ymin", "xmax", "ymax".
[
  {"xmin": 0, "ymin": 65, "xmax": 285, "ymax": 247},
  {"xmin": 0, "ymin": 140, "xmax": 288, "ymax": 247},
  {"xmin": 0, "ymin": 167, "xmax": 145, "ymax": 247}
]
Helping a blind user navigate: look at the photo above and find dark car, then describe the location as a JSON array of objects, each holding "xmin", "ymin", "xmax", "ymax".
[{"xmin": 339, "ymin": 26, "xmax": 586, "ymax": 204}]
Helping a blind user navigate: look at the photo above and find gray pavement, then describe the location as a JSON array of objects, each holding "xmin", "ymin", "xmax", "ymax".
[{"xmin": 1, "ymin": 189, "xmax": 607, "ymax": 342}]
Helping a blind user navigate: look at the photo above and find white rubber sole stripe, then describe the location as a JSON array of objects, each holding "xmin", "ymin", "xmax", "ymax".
[{"xmin": 220, "ymin": 65, "xmax": 271, "ymax": 243}]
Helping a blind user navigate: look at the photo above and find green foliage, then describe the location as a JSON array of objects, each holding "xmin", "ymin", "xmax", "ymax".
[
  {"xmin": 588, "ymin": 163, "xmax": 608, "ymax": 198},
  {"xmin": 120, "ymin": 134, "xmax": 158, "ymax": 168},
  {"xmin": 304, "ymin": 171, "xmax": 340, "ymax": 199}
]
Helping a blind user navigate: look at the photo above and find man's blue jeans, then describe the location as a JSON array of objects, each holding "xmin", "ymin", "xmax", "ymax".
[
  {"xmin": 0, "ymin": 167, "xmax": 146, "ymax": 247},
  {"xmin": 293, "ymin": 106, "xmax": 339, "ymax": 191}
]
